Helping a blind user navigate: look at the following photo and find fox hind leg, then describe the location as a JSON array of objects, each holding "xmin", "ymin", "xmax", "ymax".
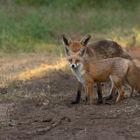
[
  {"xmin": 116, "ymin": 86, "xmax": 125, "ymax": 103},
  {"xmin": 106, "ymin": 76, "xmax": 117, "ymax": 100},
  {"xmin": 111, "ymin": 75, "xmax": 125, "ymax": 103}
]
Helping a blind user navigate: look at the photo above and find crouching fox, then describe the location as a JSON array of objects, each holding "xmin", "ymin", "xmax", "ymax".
[{"xmin": 62, "ymin": 34, "xmax": 132, "ymax": 104}]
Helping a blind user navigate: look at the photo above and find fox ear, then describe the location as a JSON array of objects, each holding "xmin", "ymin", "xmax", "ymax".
[
  {"xmin": 79, "ymin": 48, "xmax": 86, "ymax": 57},
  {"xmin": 65, "ymin": 47, "xmax": 70, "ymax": 56},
  {"xmin": 80, "ymin": 34, "xmax": 91, "ymax": 46},
  {"xmin": 62, "ymin": 34, "xmax": 71, "ymax": 55},
  {"xmin": 62, "ymin": 34, "xmax": 71, "ymax": 46}
]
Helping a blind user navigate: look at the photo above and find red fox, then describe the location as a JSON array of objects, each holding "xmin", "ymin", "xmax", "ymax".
[
  {"xmin": 62, "ymin": 34, "xmax": 132, "ymax": 104},
  {"xmin": 62, "ymin": 38, "xmax": 140, "ymax": 104}
]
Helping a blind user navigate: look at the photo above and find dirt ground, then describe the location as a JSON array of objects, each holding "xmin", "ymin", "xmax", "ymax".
[{"xmin": 0, "ymin": 48, "xmax": 140, "ymax": 140}]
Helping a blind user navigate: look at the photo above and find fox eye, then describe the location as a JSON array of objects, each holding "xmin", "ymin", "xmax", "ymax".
[
  {"xmin": 69, "ymin": 59, "xmax": 72, "ymax": 63},
  {"xmin": 76, "ymin": 60, "xmax": 80, "ymax": 63}
]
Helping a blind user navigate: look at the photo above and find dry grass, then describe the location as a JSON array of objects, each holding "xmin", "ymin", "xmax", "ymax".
[
  {"xmin": 15, "ymin": 58, "xmax": 67, "ymax": 81},
  {"xmin": 0, "ymin": 53, "xmax": 67, "ymax": 87}
]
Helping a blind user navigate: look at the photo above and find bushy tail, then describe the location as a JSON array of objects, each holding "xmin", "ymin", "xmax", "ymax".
[{"xmin": 126, "ymin": 62, "xmax": 140, "ymax": 92}]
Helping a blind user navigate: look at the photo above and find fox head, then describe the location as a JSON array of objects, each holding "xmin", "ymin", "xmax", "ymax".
[{"xmin": 62, "ymin": 34, "xmax": 91, "ymax": 69}]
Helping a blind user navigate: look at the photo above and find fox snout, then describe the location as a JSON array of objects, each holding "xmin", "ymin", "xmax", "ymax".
[{"xmin": 70, "ymin": 64, "xmax": 77, "ymax": 69}]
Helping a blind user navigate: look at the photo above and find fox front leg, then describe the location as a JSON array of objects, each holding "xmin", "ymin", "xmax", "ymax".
[
  {"xmin": 71, "ymin": 81, "xmax": 82, "ymax": 104},
  {"xmin": 96, "ymin": 82, "xmax": 103, "ymax": 104},
  {"xmin": 72, "ymin": 82, "xmax": 103, "ymax": 104},
  {"xmin": 85, "ymin": 80, "xmax": 96, "ymax": 105}
]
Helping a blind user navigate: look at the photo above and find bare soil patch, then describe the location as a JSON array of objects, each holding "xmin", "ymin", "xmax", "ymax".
[{"xmin": 0, "ymin": 50, "xmax": 140, "ymax": 140}]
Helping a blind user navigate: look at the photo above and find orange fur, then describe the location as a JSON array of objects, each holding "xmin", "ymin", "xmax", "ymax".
[{"xmin": 62, "ymin": 35, "xmax": 135, "ymax": 104}]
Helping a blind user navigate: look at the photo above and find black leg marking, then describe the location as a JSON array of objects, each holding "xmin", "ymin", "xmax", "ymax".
[
  {"xmin": 71, "ymin": 90, "xmax": 81, "ymax": 104},
  {"xmin": 97, "ymin": 83, "xmax": 103, "ymax": 104}
]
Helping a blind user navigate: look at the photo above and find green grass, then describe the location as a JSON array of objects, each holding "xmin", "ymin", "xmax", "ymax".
[{"xmin": 0, "ymin": 0, "xmax": 140, "ymax": 54}]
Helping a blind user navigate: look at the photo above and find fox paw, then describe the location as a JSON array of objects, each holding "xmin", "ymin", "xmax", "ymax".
[
  {"xmin": 71, "ymin": 100, "xmax": 80, "ymax": 104},
  {"xmin": 85, "ymin": 98, "xmax": 97, "ymax": 105}
]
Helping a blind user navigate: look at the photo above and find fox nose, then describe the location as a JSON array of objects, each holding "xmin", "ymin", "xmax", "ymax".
[{"xmin": 71, "ymin": 64, "xmax": 76, "ymax": 69}]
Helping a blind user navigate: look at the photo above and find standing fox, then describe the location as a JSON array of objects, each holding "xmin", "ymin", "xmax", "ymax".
[{"xmin": 62, "ymin": 34, "xmax": 132, "ymax": 104}]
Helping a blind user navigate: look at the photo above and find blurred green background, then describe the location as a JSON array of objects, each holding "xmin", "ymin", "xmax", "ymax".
[{"xmin": 0, "ymin": 0, "xmax": 140, "ymax": 54}]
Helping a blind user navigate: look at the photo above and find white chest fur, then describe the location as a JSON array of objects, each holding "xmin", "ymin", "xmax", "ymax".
[{"xmin": 71, "ymin": 65, "xmax": 85, "ymax": 84}]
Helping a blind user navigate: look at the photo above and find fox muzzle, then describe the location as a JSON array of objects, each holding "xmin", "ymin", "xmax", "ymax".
[{"xmin": 70, "ymin": 64, "xmax": 77, "ymax": 69}]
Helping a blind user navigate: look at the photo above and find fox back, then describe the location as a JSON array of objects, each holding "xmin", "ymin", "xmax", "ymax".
[{"xmin": 87, "ymin": 40, "xmax": 132, "ymax": 60}]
